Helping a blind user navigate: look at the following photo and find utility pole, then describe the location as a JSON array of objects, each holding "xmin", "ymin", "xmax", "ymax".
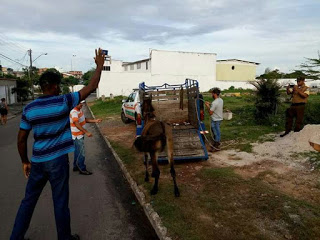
[{"xmin": 28, "ymin": 49, "xmax": 34, "ymax": 99}]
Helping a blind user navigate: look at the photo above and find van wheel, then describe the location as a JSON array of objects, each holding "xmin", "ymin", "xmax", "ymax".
[{"xmin": 121, "ymin": 110, "xmax": 130, "ymax": 124}]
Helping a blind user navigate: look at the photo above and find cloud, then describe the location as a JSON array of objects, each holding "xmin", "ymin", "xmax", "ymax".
[
  {"xmin": 0, "ymin": 0, "xmax": 310, "ymax": 41},
  {"xmin": 0, "ymin": 0, "xmax": 319, "ymax": 73}
]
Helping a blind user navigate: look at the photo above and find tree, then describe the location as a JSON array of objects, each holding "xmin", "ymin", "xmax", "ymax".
[
  {"xmin": 283, "ymin": 70, "xmax": 308, "ymax": 79},
  {"xmin": 300, "ymin": 51, "xmax": 320, "ymax": 79},
  {"xmin": 251, "ymin": 79, "xmax": 281, "ymax": 123},
  {"xmin": 11, "ymin": 78, "xmax": 31, "ymax": 103},
  {"xmin": 257, "ymin": 69, "xmax": 283, "ymax": 80},
  {"xmin": 62, "ymin": 76, "xmax": 79, "ymax": 92},
  {"xmin": 82, "ymin": 68, "xmax": 95, "ymax": 86}
]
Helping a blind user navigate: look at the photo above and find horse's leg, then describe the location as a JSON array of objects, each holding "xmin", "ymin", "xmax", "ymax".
[
  {"xmin": 144, "ymin": 153, "xmax": 149, "ymax": 182},
  {"xmin": 166, "ymin": 124, "xmax": 180, "ymax": 197},
  {"xmin": 150, "ymin": 150, "xmax": 160, "ymax": 195}
]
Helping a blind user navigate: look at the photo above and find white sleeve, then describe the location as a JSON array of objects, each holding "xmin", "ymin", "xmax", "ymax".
[{"xmin": 210, "ymin": 101, "xmax": 216, "ymax": 112}]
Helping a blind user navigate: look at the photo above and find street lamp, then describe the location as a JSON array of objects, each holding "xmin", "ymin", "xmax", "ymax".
[
  {"xmin": 29, "ymin": 51, "xmax": 48, "ymax": 99},
  {"xmin": 71, "ymin": 54, "xmax": 76, "ymax": 72},
  {"xmin": 32, "ymin": 53, "xmax": 48, "ymax": 63}
]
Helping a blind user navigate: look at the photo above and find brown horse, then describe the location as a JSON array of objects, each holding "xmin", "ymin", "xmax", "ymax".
[{"xmin": 134, "ymin": 97, "xmax": 180, "ymax": 197}]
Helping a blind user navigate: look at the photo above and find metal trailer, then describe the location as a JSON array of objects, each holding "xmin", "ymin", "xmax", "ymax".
[{"xmin": 136, "ymin": 79, "xmax": 208, "ymax": 162}]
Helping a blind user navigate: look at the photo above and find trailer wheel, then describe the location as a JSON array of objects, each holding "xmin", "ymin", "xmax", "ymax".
[{"xmin": 121, "ymin": 110, "xmax": 130, "ymax": 124}]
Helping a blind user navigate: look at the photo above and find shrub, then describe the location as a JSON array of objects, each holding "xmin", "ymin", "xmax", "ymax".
[
  {"xmin": 304, "ymin": 102, "xmax": 320, "ymax": 124},
  {"xmin": 62, "ymin": 85, "xmax": 70, "ymax": 94},
  {"xmin": 251, "ymin": 79, "xmax": 281, "ymax": 123}
]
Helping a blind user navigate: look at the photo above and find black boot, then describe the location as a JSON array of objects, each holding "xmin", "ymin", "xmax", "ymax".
[{"xmin": 280, "ymin": 131, "xmax": 290, "ymax": 137}]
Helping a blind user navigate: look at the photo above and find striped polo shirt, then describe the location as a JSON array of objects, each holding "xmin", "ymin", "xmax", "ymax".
[
  {"xmin": 70, "ymin": 107, "xmax": 86, "ymax": 140},
  {"xmin": 20, "ymin": 92, "xmax": 80, "ymax": 162}
]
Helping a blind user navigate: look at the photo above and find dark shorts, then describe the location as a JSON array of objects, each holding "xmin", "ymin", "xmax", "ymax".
[{"xmin": 0, "ymin": 109, "xmax": 8, "ymax": 116}]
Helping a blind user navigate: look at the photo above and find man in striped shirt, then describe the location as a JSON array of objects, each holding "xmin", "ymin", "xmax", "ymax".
[
  {"xmin": 11, "ymin": 48, "xmax": 105, "ymax": 240},
  {"xmin": 70, "ymin": 101, "xmax": 102, "ymax": 175}
]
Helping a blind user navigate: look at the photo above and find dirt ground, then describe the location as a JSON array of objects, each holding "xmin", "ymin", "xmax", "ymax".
[{"xmin": 99, "ymin": 116, "xmax": 320, "ymax": 208}]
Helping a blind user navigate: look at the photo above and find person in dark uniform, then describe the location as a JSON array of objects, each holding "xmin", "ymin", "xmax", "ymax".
[{"xmin": 280, "ymin": 77, "xmax": 309, "ymax": 137}]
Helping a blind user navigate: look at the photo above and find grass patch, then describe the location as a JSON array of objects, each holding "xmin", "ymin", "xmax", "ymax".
[
  {"xmin": 90, "ymin": 92, "xmax": 320, "ymax": 239},
  {"xmin": 91, "ymin": 92, "xmax": 320, "ymax": 152},
  {"xmin": 109, "ymin": 141, "xmax": 135, "ymax": 165},
  {"xmin": 89, "ymin": 96, "xmax": 124, "ymax": 119},
  {"xmin": 202, "ymin": 95, "xmax": 286, "ymax": 151},
  {"xmin": 292, "ymin": 151, "xmax": 320, "ymax": 169},
  {"xmin": 150, "ymin": 167, "xmax": 320, "ymax": 240}
]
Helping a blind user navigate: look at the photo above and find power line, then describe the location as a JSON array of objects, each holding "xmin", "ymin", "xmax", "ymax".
[
  {"xmin": 0, "ymin": 34, "xmax": 27, "ymax": 59},
  {"xmin": 0, "ymin": 53, "xmax": 28, "ymax": 67},
  {"xmin": 0, "ymin": 41, "xmax": 27, "ymax": 56},
  {"xmin": 0, "ymin": 33, "xmax": 27, "ymax": 52},
  {"xmin": 19, "ymin": 51, "xmax": 28, "ymax": 62}
]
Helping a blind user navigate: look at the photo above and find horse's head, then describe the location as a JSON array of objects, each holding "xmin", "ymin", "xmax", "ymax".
[{"xmin": 142, "ymin": 97, "xmax": 155, "ymax": 123}]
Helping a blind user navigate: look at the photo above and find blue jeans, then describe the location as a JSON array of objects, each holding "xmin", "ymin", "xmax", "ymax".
[
  {"xmin": 211, "ymin": 120, "xmax": 222, "ymax": 142},
  {"xmin": 74, "ymin": 138, "xmax": 86, "ymax": 171},
  {"xmin": 11, "ymin": 154, "xmax": 71, "ymax": 240}
]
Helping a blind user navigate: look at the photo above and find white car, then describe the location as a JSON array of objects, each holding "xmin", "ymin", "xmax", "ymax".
[{"xmin": 121, "ymin": 90, "xmax": 141, "ymax": 124}]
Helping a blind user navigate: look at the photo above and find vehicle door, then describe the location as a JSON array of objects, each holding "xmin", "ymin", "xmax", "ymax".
[{"xmin": 124, "ymin": 92, "xmax": 136, "ymax": 120}]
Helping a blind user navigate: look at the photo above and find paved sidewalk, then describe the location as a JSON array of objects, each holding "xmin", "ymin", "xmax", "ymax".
[
  {"xmin": 6, "ymin": 101, "xmax": 32, "ymax": 120},
  {"xmin": 1, "ymin": 103, "xmax": 158, "ymax": 240}
]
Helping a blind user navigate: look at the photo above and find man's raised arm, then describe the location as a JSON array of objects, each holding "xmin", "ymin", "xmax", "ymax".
[{"xmin": 79, "ymin": 48, "xmax": 105, "ymax": 101}]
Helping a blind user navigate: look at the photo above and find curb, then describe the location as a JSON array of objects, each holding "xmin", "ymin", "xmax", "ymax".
[
  {"xmin": 7, "ymin": 110, "xmax": 23, "ymax": 120},
  {"xmin": 87, "ymin": 105, "xmax": 171, "ymax": 240}
]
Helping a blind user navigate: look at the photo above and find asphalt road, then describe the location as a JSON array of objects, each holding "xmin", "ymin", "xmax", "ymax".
[{"xmin": 0, "ymin": 105, "xmax": 158, "ymax": 240}]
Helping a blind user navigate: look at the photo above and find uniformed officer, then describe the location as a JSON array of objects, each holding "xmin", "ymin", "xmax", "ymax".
[{"xmin": 280, "ymin": 76, "xmax": 309, "ymax": 137}]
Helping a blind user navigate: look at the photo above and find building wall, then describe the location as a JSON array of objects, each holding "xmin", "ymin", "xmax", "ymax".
[
  {"xmin": 123, "ymin": 60, "xmax": 150, "ymax": 73},
  {"xmin": 151, "ymin": 50, "xmax": 216, "ymax": 77},
  {"xmin": 69, "ymin": 84, "xmax": 85, "ymax": 92},
  {"xmin": 0, "ymin": 79, "xmax": 17, "ymax": 104},
  {"xmin": 98, "ymin": 72, "xmax": 151, "ymax": 97},
  {"xmin": 98, "ymin": 50, "xmax": 217, "ymax": 97},
  {"xmin": 215, "ymin": 80, "xmax": 255, "ymax": 90},
  {"xmin": 216, "ymin": 61, "xmax": 257, "ymax": 81},
  {"xmin": 105, "ymin": 60, "xmax": 124, "ymax": 72},
  {"xmin": 151, "ymin": 50, "xmax": 216, "ymax": 92}
]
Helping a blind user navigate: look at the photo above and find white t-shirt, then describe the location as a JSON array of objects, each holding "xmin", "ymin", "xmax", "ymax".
[{"xmin": 210, "ymin": 98, "xmax": 223, "ymax": 121}]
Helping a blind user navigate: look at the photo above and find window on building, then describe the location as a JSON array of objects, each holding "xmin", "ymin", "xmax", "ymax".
[
  {"xmin": 137, "ymin": 63, "xmax": 141, "ymax": 69},
  {"xmin": 124, "ymin": 65, "xmax": 128, "ymax": 71},
  {"xmin": 146, "ymin": 62, "xmax": 148, "ymax": 70},
  {"xmin": 130, "ymin": 65, "xmax": 134, "ymax": 70},
  {"xmin": 231, "ymin": 66, "xmax": 235, "ymax": 70},
  {"xmin": 103, "ymin": 66, "xmax": 111, "ymax": 71}
]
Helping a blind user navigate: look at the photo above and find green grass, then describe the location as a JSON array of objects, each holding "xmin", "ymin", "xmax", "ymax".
[
  {"xmin": 150, "ymin": 167, "xmax": 320, "ymax": 240},
  {"xmin": 203, "ymin": 94, "xmax": 286, "ymax": 151},
  {"xmin": 90, "ymin": 93, "xmax": 320, "ymax": 240},
  {"xmin": 89, "ymin": 96, "xmax": 124, "ymax": 119},
  {"xmin": 91, "ymin": 93, "xmax": 320, "ymax": 152},
  {"xmin": 291, "ymin": 151, "xmax": 320, "ymax": 169}
]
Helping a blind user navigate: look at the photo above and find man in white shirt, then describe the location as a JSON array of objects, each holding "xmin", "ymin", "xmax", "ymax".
[{"xmin": 205, "ymin": 88, "xmax": 223, "ymax": 151}]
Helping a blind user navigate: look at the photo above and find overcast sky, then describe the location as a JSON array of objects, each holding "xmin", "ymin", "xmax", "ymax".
[{"xmin": 0, "ymin": 0, "xmax": 319, "ymax": 75}]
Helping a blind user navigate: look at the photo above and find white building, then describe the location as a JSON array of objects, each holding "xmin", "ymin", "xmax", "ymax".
[
  {"xmin": 97, "ymin": 49, "xmax": 260, "ymax": 97},
  {"xmin": 98, "ymin": 49, "xmax": 217, "ymax": 97},
  {"xmin": 0, "ymin": 78, "xmax": 17, "ymax": 104}
]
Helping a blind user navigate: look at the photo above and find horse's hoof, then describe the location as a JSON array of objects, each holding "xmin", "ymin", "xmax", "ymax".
[
  {"xmin": 174, "ymin": 188, "xmax": 180, "ymax": 197},
  {"xmin": 150, "ymin": 188, "xmax": 158, "ymax": 195}
]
